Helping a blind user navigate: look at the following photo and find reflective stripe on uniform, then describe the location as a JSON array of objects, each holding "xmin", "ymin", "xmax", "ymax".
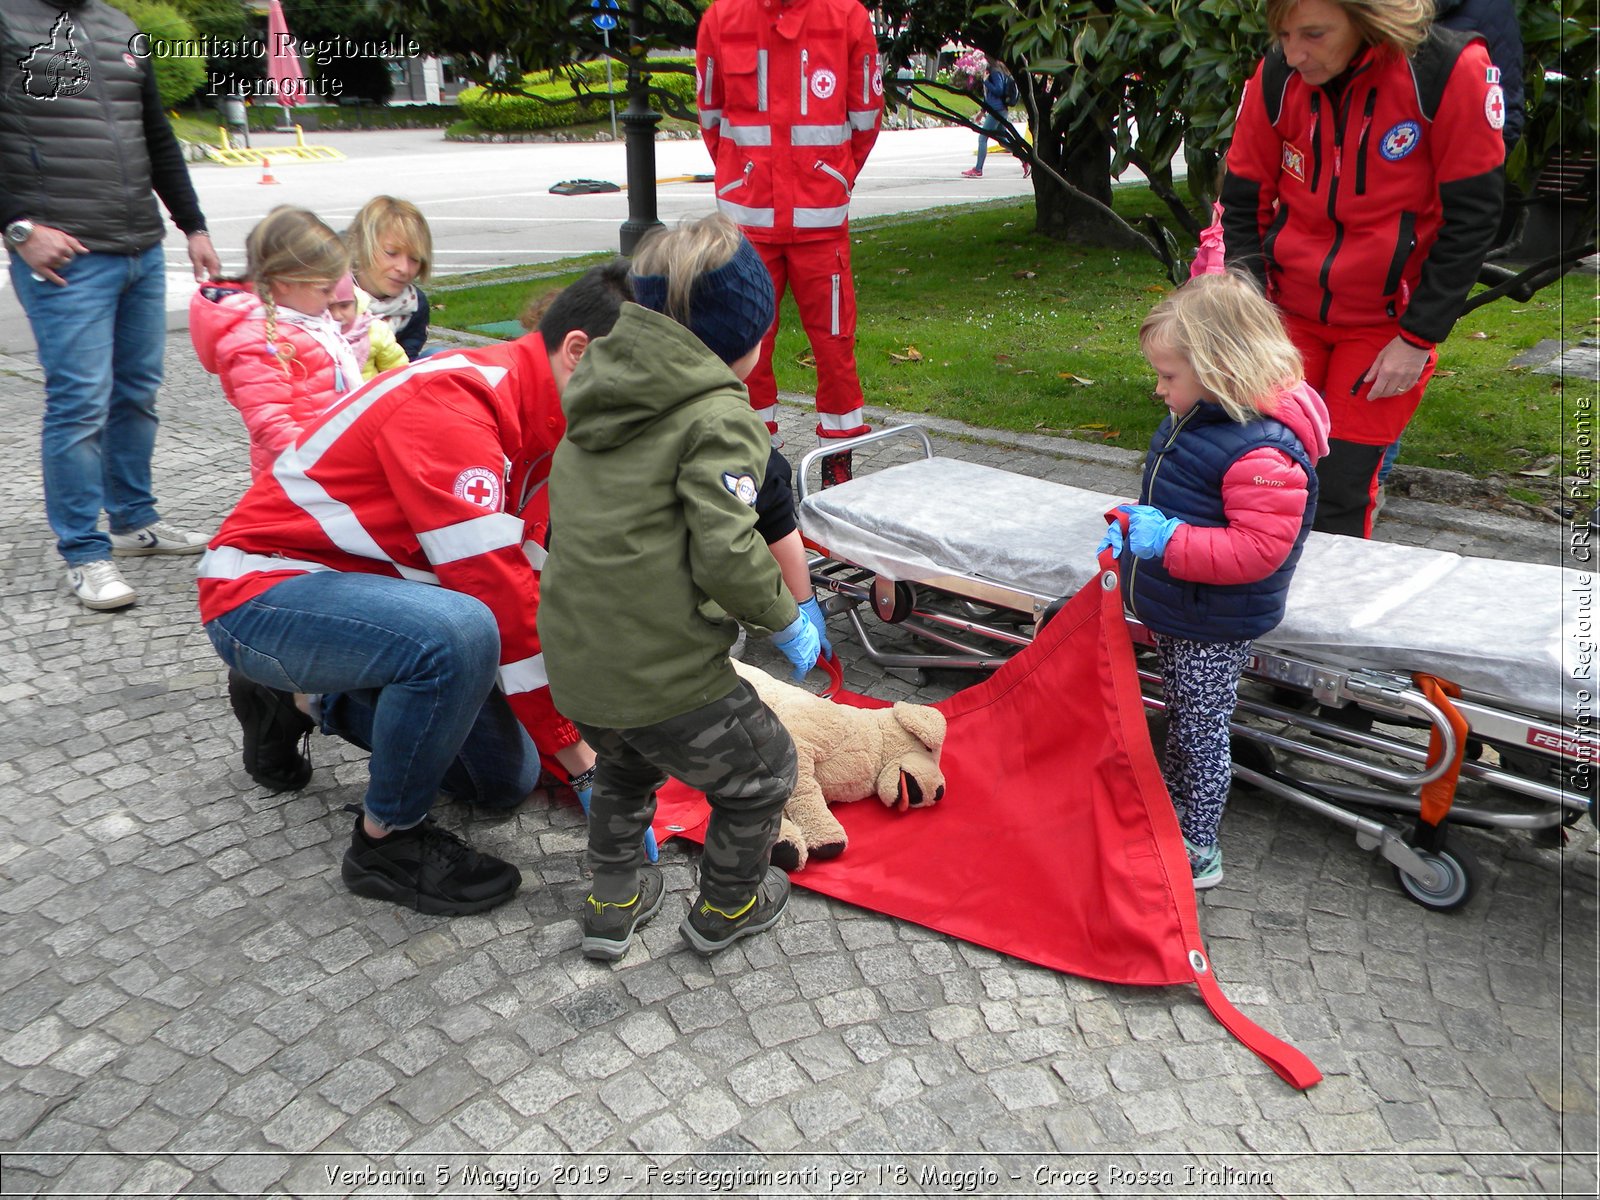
[
  {"xmin": 792, "ymin": 122, "xmax": 851, "ymax": 146},
  {"xmin": 758, "ymin": 49, "xmax": 768, "ymax": 111},
  {"xmin": 722, "ymin": 122, "xmax": 772, "ymax": 145},
  {"xmin": 266, "ymin": 354, "xmax": 509, "ymax": 581},
  {"xmin": 523, "ymin": 541, "xmax": 547, "ymax": 571},
  {"xmin": 794, "ymin": 204, "xmax": 850, "ymax": 228},
  {"xmin": 416, "ymin": 512, "xmax": 526, "ymax": 566},
  {"xmin": 718, "ymin": 199, "xmax": 776, "ymax": 226},
  {"xmin": 848, "ymin": 108, "xmax": 877, "ymax": 131},
  {"xmin": 499, "ymin": 653, "xmax": 549, "ymax": 696},
  {"xmin": 700, "ymin": 107, "xmax": 721, "ymax": 129},
  {"xmin": 819, "ymin": 408, "xmax": 867, "ymax": 432},
  {"xmin": 198, "ymin": 545, "xmax": 334, "ymax": 580}
]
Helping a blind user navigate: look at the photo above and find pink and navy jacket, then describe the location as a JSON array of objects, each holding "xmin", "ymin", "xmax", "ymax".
[{"xmin": 1125, "ymin": 381, "xmax": 1331, "ymax": 642}]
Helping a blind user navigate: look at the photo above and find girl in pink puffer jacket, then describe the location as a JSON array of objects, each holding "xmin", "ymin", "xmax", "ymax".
[{"xmin": 190, "ymin": 207, "xmax": 362, "ymax": 480}]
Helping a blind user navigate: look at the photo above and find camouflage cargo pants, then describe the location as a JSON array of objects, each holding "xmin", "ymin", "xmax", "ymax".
[{"xmin": 575, "ymin": 679, "xmax": 797, "ymax": 911}]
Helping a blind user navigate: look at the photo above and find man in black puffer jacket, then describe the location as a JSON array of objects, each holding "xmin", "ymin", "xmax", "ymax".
[{"xmin": 0, "ymin": 0, "xmax": 221, "ymax": 611}]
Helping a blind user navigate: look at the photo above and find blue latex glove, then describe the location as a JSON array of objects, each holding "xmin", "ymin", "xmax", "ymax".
[
  {"xmin": 798, "ymin": 597, "xmax": 833, "ymax": 660},
  {"xmin": 577, "ymin": 784, "xmax": 658, "ymax": 862},
  {"xmin": 771, "ymin": 610, "xmax": 822, "ymax": 680},
  {"xmin": 1126, "ymin": 505, "xmax": 1183, "ymax": 559},
  {"xmin": 1096, "ymin": 516, "xmax": 1126, "ymax": 557}
]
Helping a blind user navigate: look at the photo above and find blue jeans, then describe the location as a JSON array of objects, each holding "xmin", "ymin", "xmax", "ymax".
[
  {"xmin": 10, "ymin": 246, "xmax": 167, "ymax": 565},
  {"xmin": 204, "ymin": 571, "xmax": 539, "ymax": 831},
  {"xmin": 975, "ymin": 112, "xmax": 1001, "ymax": 171}
]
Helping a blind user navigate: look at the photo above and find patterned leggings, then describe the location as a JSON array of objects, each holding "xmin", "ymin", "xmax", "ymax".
[{"xmin": 1154, "ymin": 633, "xmax": 1253, "ymax": 849}]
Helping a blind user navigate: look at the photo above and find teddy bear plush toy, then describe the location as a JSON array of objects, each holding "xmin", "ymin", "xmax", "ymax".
[{"xmin": 731, "ymin": 659, "xmax": 948, "ymax": 871}]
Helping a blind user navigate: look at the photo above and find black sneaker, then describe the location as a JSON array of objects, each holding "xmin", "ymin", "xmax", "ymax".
[
  {"xmin": 819, "ymin": 448, "xmax": 853, "ymax": 488},
  {"xmin": 580, "ymin": 866, "xmax": 665, "ymax": 961},
  {"xmin": 228, "ymin": 671, "xmax": 314, "ymax": 792},
  {"xmin": 340, "ymin": 812, "xmax": 521, "ymax": 916},
  {"xmin": 679, "ymin": 866, "xmax": 790, "ymax": 955}
]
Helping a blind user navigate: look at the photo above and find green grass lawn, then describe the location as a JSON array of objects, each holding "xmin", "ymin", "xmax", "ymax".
[{"xmin": 432, "ymin": 190, "xmax": 1590, "ymax": 485}]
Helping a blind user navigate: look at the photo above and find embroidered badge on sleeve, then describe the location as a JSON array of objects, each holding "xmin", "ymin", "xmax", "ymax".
[
  {"xmin": 454, "ymin": 466, "xmax": 504, "ymax": 510},
  {"xmin": 1484, "ymin": 84, "xmax": 1505, "ymax": 130},
  {"xmin": 722, "ymin": 472, "xmax": 759, "ymax": 507}
]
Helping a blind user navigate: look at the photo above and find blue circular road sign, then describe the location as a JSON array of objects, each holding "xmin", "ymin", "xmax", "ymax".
[{"xmin": 592, "ymin": 0, "xmax": 618, "ymax": 31}]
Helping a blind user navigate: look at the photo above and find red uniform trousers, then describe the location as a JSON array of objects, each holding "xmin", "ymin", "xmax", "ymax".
[
  {"xmin": 1284, "ymin": 312, "xmax": 1436, "ymax": 540},
  {"xmin": 744, "ymin": 236, "xmax": 870, "ymax": 441}
]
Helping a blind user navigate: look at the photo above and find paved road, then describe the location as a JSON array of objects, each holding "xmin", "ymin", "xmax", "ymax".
[
  {"xmin": 0, "ymin": 125, "xmax": 1032, "ymax": 354},
  {"xmin": 0, "ymin": 333, "xmax": 1594, "ymax": 1196}
]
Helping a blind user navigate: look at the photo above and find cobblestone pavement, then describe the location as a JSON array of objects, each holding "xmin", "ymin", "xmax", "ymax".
[{"xmin": 1, "ymin": 337, "xmax": 1595, "ymax": 1198}]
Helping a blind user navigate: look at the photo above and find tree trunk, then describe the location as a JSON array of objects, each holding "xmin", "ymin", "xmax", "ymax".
[{"xmin": 1031, "ymin": 102, "xmax": 1146, "ymax": 249}]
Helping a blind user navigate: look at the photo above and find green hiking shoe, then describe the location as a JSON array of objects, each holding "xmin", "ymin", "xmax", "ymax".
[
  {"xmin": 580, "ymin": 866, "xmax": 665, "ymax": 961},
  {"xmin": 679, "ymin": 866, "xmax": 790, "ymax": 955}
]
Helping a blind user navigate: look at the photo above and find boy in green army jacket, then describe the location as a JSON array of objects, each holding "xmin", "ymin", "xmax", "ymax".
[{"xmin": 540, "ymin": 214, "xmax": 822, "ymax": 962}]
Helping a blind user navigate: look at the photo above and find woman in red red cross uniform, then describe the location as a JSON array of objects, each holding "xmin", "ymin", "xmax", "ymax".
[{"xmin": 1222, "ymin": 0, "xmax": 1504, "ymax": 537}]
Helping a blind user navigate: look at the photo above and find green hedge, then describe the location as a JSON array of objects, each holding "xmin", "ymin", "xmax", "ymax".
[
  {"xmin": 239, "ymin": 103, "xmax": 460, "ymax": 132},
  {"xmin": 458, "ymin": 58, "xmax": 695, "ymax": 133}
]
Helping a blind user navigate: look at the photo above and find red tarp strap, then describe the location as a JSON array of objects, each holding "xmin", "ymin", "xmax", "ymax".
[
  {"xmin": 1414, "ymin": 673, "xmax": 1470, "ymax": 830},
  {"xmin": 1092, "ymin": 545, "xmax": 1321, "ymax": 1090}
]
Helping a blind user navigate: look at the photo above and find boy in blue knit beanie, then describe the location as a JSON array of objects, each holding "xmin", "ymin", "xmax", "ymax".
[{"xmin": 540, "ymin": 213, "xmax": 822, "ymax": 962}]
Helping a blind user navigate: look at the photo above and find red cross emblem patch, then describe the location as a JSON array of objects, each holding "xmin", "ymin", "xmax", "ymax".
[{"xmin": 453, "ymin": 466, "xmax": 503, "ymax": 510}]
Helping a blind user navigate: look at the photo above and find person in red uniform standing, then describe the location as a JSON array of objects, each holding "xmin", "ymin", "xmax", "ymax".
[
  {"xmin": 198, "ymin": 263, "xmax": 633, "ymax": 917},
  {"xmin": 1221, "ymin": 0, "xmax": 1504, "ymax": 537},
  {"xmin": 696, "ymin": 0, "xmax": 883, "ymax": 484}
]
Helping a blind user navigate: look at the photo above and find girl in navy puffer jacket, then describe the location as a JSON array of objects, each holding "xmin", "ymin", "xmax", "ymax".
[{"xmin": 1099, "ymin": 274, "xmax": 1330, "ymax": 889}]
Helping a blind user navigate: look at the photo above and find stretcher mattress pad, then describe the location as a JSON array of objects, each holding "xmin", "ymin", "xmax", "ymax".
[{"xmin": 801, "ymin": 456, "xmax": 1586, "ymax": 722}]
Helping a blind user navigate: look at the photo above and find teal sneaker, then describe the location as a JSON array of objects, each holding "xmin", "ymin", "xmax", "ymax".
[
  {"xmin": 580, "ymin": 866, "xmax": 665, "ymax": 961},
  {"xmin": 1185, "ymin": 838, "xmax": 1224, "ymax": 890}
]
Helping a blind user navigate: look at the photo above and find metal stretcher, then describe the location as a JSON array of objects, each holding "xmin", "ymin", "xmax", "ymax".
[{"xmin": 798, "ymin": 426, "xmax": 1596, "ymax": 910}]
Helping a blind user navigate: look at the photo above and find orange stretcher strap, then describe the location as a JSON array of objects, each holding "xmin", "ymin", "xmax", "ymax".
[{"xmin": 1414, "ymin": 674, "xmax": 1470, "ymax": 829}]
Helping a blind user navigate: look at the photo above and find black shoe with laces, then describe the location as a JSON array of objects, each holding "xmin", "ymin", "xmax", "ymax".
[
  {"xmin": 819, "ymin": 448, "xmax": 854, "ymax": 489},
  {"xmin": 580, "ymin": 865, "xmax": 666, "ymax": 961},
  {"xmin": 228, "ymin": 671, "xmax": 314, "ymax": 792},
  {"xmin": 340, "ymin": 810, "xmax": 521, "ymax": 915},
  {"xmin": 680, "ymin": 865, "xmax": 790, "ymax": 955}
]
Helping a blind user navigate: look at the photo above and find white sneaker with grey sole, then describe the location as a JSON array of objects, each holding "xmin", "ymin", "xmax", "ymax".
[
  {"xmin": 110, "ymin": 521, "xmax": 208, "ymax": 556},
  {"xmin": 68, "ymin": 560, "xmax": 136, "ymax": 610}
]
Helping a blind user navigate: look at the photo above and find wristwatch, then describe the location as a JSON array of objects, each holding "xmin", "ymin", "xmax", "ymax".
[{"xmin": 4, "ymin": 219, "xmax": 35, "ymax": 247}]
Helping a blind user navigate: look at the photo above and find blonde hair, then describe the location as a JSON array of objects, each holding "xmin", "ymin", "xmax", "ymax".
[
  {"xmin": 1266, "ymin": 0, "xmax": 1433, "ymax": 58},
  {"xmin": 1138, "ymin": 273, "xmax": 1303, "ymax": 422},
  {"xmin": 245, "ymin": 206, "xmax": 349, "ymax": 370},
  {"xmin": 629, "ymin": 213, "xmax": 744, "ymax": 328},
  {"xmin": 346, "ymin": 195, "xmax": 433, "ymax": 287}
]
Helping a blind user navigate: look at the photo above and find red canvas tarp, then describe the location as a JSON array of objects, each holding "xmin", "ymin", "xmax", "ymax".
[{"xmin": 653, "ymin": 552, "xmax": 1321, "ymax": 1090}]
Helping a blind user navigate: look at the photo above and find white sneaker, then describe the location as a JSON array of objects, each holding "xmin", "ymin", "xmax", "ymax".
[
  {"xmin": 67, "ymin": 560, "xmax": 136, "ymax": 610},
  {"xmin": 109, "ymin": 520, "xmax": 208, "ymax": 556}
]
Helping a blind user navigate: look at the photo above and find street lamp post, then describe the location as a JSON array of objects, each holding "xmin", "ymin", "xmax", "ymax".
[{"xmin": 618, "ymin": 10, "xmax": 663, "ymax": 256}]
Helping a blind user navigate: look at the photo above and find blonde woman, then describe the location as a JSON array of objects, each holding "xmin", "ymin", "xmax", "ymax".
[
  {"xmin": 190, "ymin": 206, "xmax": 360, "ymax": 480},
  {"xmin": 1098, "ymin": 273, "xmax": 1331, "ymax": 888},
  {"xmin": 1221, "ymin": 0, "xmax": 1504, "ymax": 537},
  {"xmin": 346, "ymin": 195, "xmax": 433, "ymax": 358},
  {"xmin": 540, "ymin": 213, "xmax": 820, "ymax": 962}
]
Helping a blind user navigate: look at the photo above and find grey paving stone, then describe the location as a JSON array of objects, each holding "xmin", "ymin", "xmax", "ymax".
[{"xmin": 0, "ymin": 340, "xmax": 1588, "ymax": 1190}]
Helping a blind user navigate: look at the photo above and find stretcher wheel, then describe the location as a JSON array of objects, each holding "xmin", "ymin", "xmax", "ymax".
[
  {"xmin": 1229, "ymin": 737, "xmax": 1275, "ymax": 789},
  {"xmin": 871, "ymin": 577, "xmax": 916, "ymax": 624},
  {"xmin": 1393, "ymin": 845, "xmax": 1475, "ymax": 912}
]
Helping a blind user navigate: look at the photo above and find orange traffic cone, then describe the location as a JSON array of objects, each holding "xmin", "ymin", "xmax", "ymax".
[{"xmin": 258, "ymin": 158, "xmax": 278, "ymax": 185}]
